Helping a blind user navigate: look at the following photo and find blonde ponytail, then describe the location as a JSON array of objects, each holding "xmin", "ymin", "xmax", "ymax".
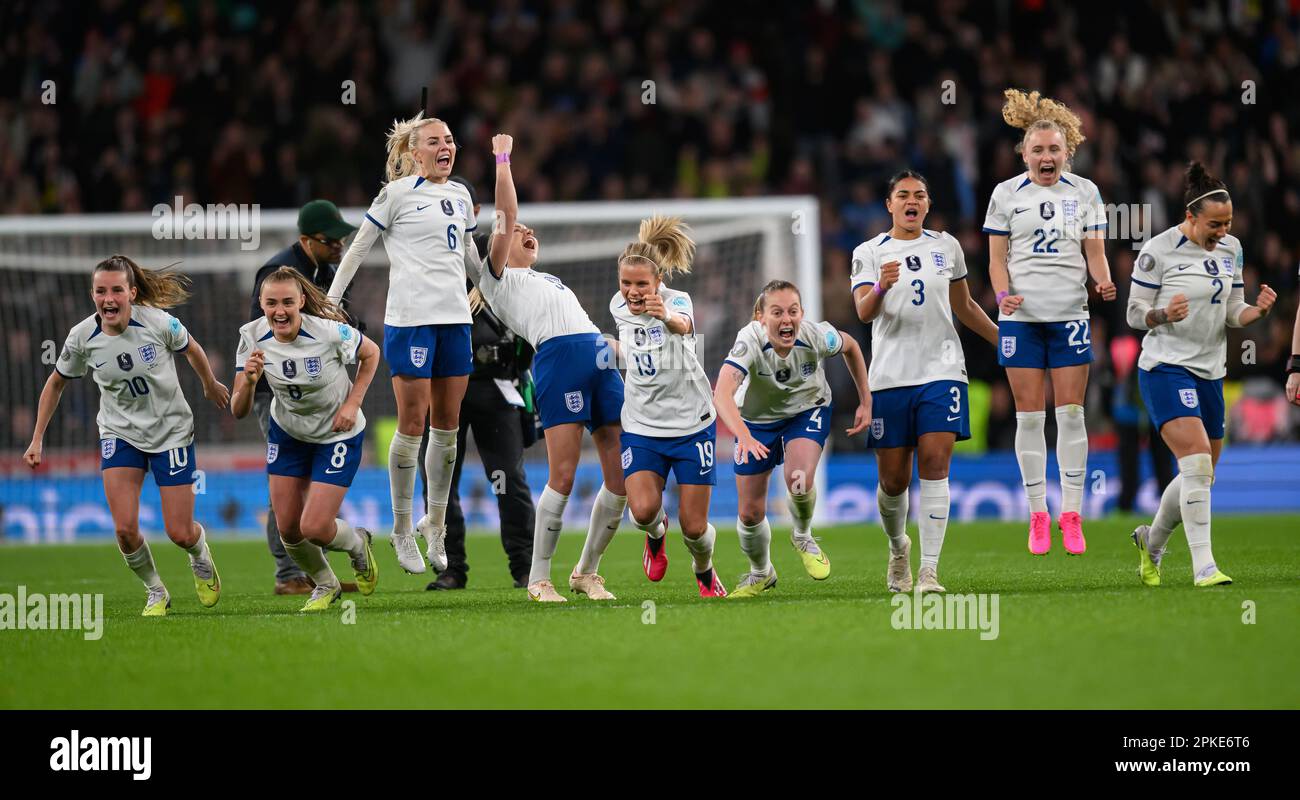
[
  {"xmin": 1001, "ymin": 89, "xmax": 1086, "ymax": 155},
  {"xmin": 93, "ymin": 255, "xmax": 191, "ymax": 309},
  {"xmin": 384, "ymin": 112, "xmax": 447, "ymax": 183},
  {"xmin": 619, "ymin": 215, "xmax": 695, "ymax": 283}
]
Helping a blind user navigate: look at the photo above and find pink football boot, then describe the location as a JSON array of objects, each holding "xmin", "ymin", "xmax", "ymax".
[
  {"xmin": 1058, "ymin": 511, "xmax": 1086, "ymax": 555},
  {"xmin": 1028, "ymin": 511, "xmax": 1052, "ymax": 555}
]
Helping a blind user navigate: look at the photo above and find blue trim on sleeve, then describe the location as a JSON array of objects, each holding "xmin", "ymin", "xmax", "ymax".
[
  {"xmin": 364, "ymin": 213, "xmax": 386, "ymax": 231},
  {"xmin": 983, "ymin": 227, "xmax": 1010, "ymax": 235},
  {"xmin": 1084, "ymin": 223, "xmax": 1108, "ymax": 231},
  {"xmin": 1132, "ymin": 278, "xmax": 1161, "ymax": 289},
  {"xmin": 851, "ymin": 281, "xmax": 875, "ymax": 291},
  {"xmin": 172, "ymin": 338, "xmax": 190, "ymax": 353},
  {"xmin": 54, "ymin": 366, "xmax": 80, "ymax": 380},
  {"xmin": 1232, "ymin": 283, "xmax": 1245, "ymax": 288},
  {"xmin": 951, "ymin": 274, "xmax": 968, "ymax": 281},
  {"xmin": 723, "ymin": 359, "xmax": 748, "ymax": 376},
  {"xmin": 235, "ymin": 366, "xmax": 244, "ymax": 373},
  {"xmin": 466, "ymin": 225, "xmax": 477, "ymax": 232}
]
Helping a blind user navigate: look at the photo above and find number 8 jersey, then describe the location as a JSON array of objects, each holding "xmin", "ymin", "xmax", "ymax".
[
  {"xmin": 850, "ymin": 229, "xmax": 970, "ymax": 391},
  {"xmin": 236, "ymin": 314, "xmax": 366, "ymax": 443},
  {"xmin": 1132, "ymin": 226, "xmax": 1245, "ymax": 380},
  {"xmin": 609, "ymin": 287, "xmax": 715, "ymax": 438}
]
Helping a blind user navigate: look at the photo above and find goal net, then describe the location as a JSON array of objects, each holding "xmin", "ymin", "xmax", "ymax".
[{"xmin": 0, "ymin": 197, "xmax": 822, "ymax": 538}]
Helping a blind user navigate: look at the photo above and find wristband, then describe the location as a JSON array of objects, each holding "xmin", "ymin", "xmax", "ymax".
[
  {"xmin": 873, "ymin": 282, "xmax": 887, "ymax": 296},
  {"xmin": 996, "ymin": 291, "xmax": 1009, "ymax": 305},
  {"xmin": 495, "ymin": 153, "xmax": 510, "ymax": 164},
  {"xmin": 1287, "ymin": 355, "xmax": 1300, "ymax": 376}
]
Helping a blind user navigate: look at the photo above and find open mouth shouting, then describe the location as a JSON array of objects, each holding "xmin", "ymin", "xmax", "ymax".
[
  {"xmin": 776, "ymin": 321, "xmax": 796, "ymax": 345},
  {"xmin": 435, "ymin": 149, "xmax": 453, "ymax": 170},
  {"xmin": 271, "ymin": 311, "xmax": 293, "ymax": 331},
  {"xmin": 903, "ymin": 206, "xmax": 920, "ymax": 223},
  {"xmin": 1036, "ymin": 160, "xmax": 1058, "ymax": 180},
  {"xmin": 99, "ymin": 301, "xmax": 122, "ymax": 322}
]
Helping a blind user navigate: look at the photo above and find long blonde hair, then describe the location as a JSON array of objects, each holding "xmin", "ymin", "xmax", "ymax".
[
  {"xmin": 93, "ymin": 255, "xmax": 191, "ymax": 309},
  {"xmin": 260, "ymin": 267, "xmax": 349, "ymax": 322},
  {"xmin": 1001, "ymin": 89, "xmax": 1086, "ymax": 157},
  {"xmin": 384, "ymin": 112, "xmax": 448, "ymax": 183},
  {"xmin": 618, "ymin": 215, "xmax": 695, "ymax": 283}
]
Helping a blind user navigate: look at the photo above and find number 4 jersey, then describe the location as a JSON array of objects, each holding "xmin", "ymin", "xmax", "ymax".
[
  {"xmin": 56, "ymin": 305, "xmax": 196, "ymax": 452},
  {"xmin": 236, "ymin": 313, "xmax": 366, "ymax": 443},
  {"xmin": 609, "ymin": 287, "xmax": 715, "ymax": 438},
  {"xmin": 1133, "ymin": 225, "xmax": 1245, "ymax": 381},
  {"xmin": 850, "ymin": 229, "xmax": 970, "ymax": 391}
]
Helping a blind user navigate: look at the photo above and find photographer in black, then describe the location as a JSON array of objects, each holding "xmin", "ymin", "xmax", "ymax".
[{"xmin": 420, "ymin": 177, "xmax": 536, "ymax": 589}]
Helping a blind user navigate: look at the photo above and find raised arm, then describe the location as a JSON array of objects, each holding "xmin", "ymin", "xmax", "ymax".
[
  {"xmin": 486, "ymin": 133, "xmax": 516, "ymax": 278},
  {"xmin": 1225, "ymin": 281, "xmax": 1276, "ymax": 329},
  {"xmin": 853, "ymin": 260, "xmax": 899, "ymax": 323},
  {"xmin": 24, "ymin": 371, "xmax": 69, "ymax": 468},
  {"xmin": 230, "ymin": 347, "xmax": 265, "ymax": 420}
]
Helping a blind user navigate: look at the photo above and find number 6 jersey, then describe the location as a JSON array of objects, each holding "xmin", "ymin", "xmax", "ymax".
[{"xmin": 609, "ymin": 287, "xmax": 715, "ymax": 438}]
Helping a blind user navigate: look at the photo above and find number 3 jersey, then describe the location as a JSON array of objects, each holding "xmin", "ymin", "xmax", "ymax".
[
  {"xmin": 609, "ymin": 287, "xmax": 715, "ymax": 438},
  {"xmin": 57, "ymin": 305, "xmax": 195, "ymax": 452},
  {"xmin": 723, "ymin": 319, "xmax": 844, "ymax": 424},
  {"xmin": 851, "ymin": 229, "xmax": 970, "ymax": 391},
  {"xmin": 1132, "ymin": 226, "xmax": 1245, "ymax": 381},
  {"xmin": 236, "ymin": 313, "xmax": 366, "ymax": 444}
]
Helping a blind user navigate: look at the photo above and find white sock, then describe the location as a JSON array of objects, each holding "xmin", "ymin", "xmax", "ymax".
[
  {"xmin": 183, "ymin": 524, "xmax": 207, "ymax": 558},
  {"xmin": 682, "ymin": 523, "xmax": 717, "ymax": 573},
  {"xmin": 918, "ymin": 478, "xmax": 950, "ymax": 570},
  {"xmin": 388, "ymin": 431, "xmax": 422, "ymax": 534},
  {"xmin": 423, "ymin": 427, "xmax": 458, "ymax": 527},
  {"xmin": 633, "ymin": 505, "xmax": 665, "ymax": 536},
  {"xmin": 877, "ymin": 486, "xmax": 909, "ymax": 552},
  {"xmin": 787, "ymin": 488, "xmax": 816, "ymax": 539},
  {"xmin": 736, "ymin": 518, "xmax": 772, "ymax": 574},
  {"xmin": 1055, "ymin": 404, "xmax": 1088, "ymax": 515},
  {"xmin": 528, "ymin": 486, "xmax": 569, "ymax": 585},
  {"xmin": 1148, "ymin": 475, "xmax": 1182, "ymax": 559},
  {"xmin": 1015, "ymin": 411, "xmax": 1049, "ymax": 514},
  {"xmin": 282, "ymin": 537, "xmax": 339, "ymax": 589},
  {"xmin": 576, "ymin": 485, "xmax": 626, "ymax": 574},
  {"xmin": 323, "ymin": 518, "xmax": 363, "ymax": 559},
  {"xmin": 121, "ymin": 540, "xmax": 165, "ymax": 592},
  {"xmin": 1178, "ymin": 454, "xmax": 1216, "ymax": 577}
]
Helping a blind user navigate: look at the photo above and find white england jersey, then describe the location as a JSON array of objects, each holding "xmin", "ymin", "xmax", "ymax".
[
  {"xmin": 983, "ymin": 171, "xmax": 1106, "ymax": 322},
  {"xmin": 610, "ymin": 287, "xmax": 715, "ymax": 437},
  {"xmin": 724, "ymin": 319, "xmax": 843, "ymax": 424},
  {"xmin": 1133, "ymin": 226, "xmax": 1244, "ymax": 380},
  {"xmin": 851, "ymin": 229, "xmax": 970, "ymax": 391},
  {"xmin": 236, "ymin": 314, "xmax": 366, "ymax": 444},
  {"xmin": 364, "ymin": 175, "xmax": 476, "ymax": 327},
  {"xmin": 56, "ymin": 305, "xmax": 195, "ymax": 452},
  {"xmin": 477, "ymin": 259, "xmax": 599, "ymax": 348}
]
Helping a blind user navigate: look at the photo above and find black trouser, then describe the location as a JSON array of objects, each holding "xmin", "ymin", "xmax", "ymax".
[
  {"xmin": 420, "ymin": 378, "xmax": 535, "ymax": 582},
  {"xmin": 1117, "ymin": 422, "xmax": 1176, "ymax": 512}
]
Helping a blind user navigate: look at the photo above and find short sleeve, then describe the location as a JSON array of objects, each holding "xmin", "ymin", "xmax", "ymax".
[
  {"xmin": 947, "ymin": 234, "xmax": 968, "ymax": 280},
  {"xmin": 334, "ymin": 320, "xmax": 362, "ymax": 365},
  {"xmin": 1132, "ymin": 242, "xmax": 1162, "ymax": 290},
  {"xmin": 161, "ymin": 312, "xmax": 189, "ymax": 352},
  {"xmin": 811, "ymin": 320, "xmax": 844, "ymax": 359},
  {"xmin": 364, "ymin": 182, "xmax": 398, "ymax": 231},
  {"xmin": 667, "ymin": 292, "xmax": 694, "ymax": 331},
  {"xmin": 1082, "ymin": 182, "xmax": 1107, "ymax": 232},
  {"xmin": 723, "ymin": 329, "xmax": 754, "ymax": 376},
  {"xmin": 982, "ymin": 186, "xmax": 1010, "ymax": 235},
  {"xmin": 850, "ymin": 243, "xmax": 879, "ymax": 291},
  {"xmin": 234, "ymin": 328, "xmax": 255, "ymax": 373},
  {"xmin": 56, "ymin": 330, "xmax": 87, "ymax": 379}
]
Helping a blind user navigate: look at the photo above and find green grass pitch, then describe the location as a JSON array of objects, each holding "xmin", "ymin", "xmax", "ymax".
[{"xmin": 2, "ymin": 514, "xmax": 1297, "ymax": 709}]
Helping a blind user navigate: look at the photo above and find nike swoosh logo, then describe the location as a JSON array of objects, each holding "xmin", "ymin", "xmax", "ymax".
[
  {"xmin": 168, "ymin": 468, "xmax": 186, "ymax": 476},
  {"xmin": 700, "ymin": 469, "xmax": 712, "ymax": 475},
  {"xmin": 1013, "ymin": 208, "xmax": 1028, "ymax": 214},
  {"xmin": 947, "ymin": 415, "xmax": 961, "ymax": 421},
  {"xmin": 1186, "ymin": 499, "xmax": 1205, "ymax": 505},
  {"xmin": 1177, "ymin": 264, "xmax": 1191, "ymax": 270},
  {"xmin": 928, "ymin": 514, "xmax": 947, "ymax": 520},
  {"xmin": 1075, "ymin": 347, "xmax": 1088, "ymax": 354},
  {"xmin": 416, "ymin": 204, "xmax": 431, "ymax": 211},
  {"xmin": 1025, "ymin": 481, "xmax": 1045, "ymax": 488},
  {"xmin": 397, "ymin": 464, "xmax": 415, "ymax": 470},
  {"xmin": 1064, "ymin": 471, "xmax": 1084, "ymax": 478},
  {"xmin": 94, "ymin": 362, "xmax": 106, "ymax": 368},
  {"xmin": 756, "ymin": 372, "xmax": 773, "ymax": 377},
  {"xmin": 325, "ymin": 468, "xmax": 344, "ymax": 474}
]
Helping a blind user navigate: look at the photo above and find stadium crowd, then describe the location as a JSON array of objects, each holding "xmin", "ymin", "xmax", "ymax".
[{"xmin": 2, "ymin": 0, "xmax": 1298, "ymax": 452}]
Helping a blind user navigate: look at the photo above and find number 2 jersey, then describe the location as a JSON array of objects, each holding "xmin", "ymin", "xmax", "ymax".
[
  {"xmin": 1132, "ymin": 226, "xmax": 1245, "ymax": 380},
  {"xmin": 609, "ymin": 287, "xmax": 715, "ymax": 438},
  {"xmin": 236, "ymin": 313, "xmax": 366, "ymax": 444},
  {"xmin": 850, "ymin": 228, "xmax": 970, "ymax": 391},
  {"xmin": 56, "ymin": 304, "xmax": 195, "ymax": 452},
  {"xmin": 982, "ymin": 171, "xmax": 1107, "ymax": 322},
  {"xmin": 723, "ymin": 319, "xmax": 844, "ymax": 424}
]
